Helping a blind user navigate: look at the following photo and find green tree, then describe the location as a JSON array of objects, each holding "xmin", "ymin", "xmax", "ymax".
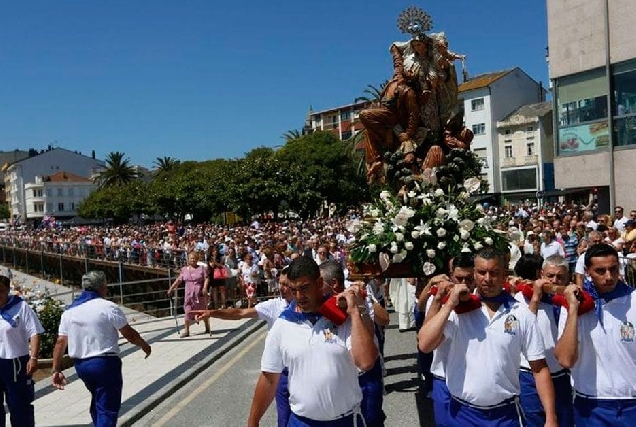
[
  {"xmin": 95, "ymin": 151, "xmax": 138, "ymax": 188},
  {"xmin": 0, "ymin": 202, "xmax": 10, "ymax": 220},
  {"xmin": 281, "ymin": 129, "xmax": 302, "ymax": 143},
  {"xmin": 153, "ymin": 156, "xmax": 180, "ymax": 175},
  {"xmin": 354, "ymin": 81, "xmax": 388, "ymax": 104}
]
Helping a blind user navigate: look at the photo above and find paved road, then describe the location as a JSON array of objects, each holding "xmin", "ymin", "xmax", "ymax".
[{"xmin": 136, "ymin": 312, "xmax": 435, "ymax": 426}]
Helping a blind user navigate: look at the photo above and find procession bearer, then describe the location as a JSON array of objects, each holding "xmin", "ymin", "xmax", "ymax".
[{"xmin": 420, "ymin": 249, "xmax": 557, "ymax": 427}]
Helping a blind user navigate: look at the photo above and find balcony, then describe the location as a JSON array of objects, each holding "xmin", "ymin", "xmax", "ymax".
[
  {"xmin": 524, "ymin": 155, "xmax": 538, "ymax": 165},
  {"xmin": 502, "ymin": 157, "xmax": 517, "ymax": 167}
]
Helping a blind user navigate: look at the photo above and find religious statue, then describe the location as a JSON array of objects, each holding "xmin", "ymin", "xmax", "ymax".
[{"xmin": 360, "ymin": 7, "xmax": 471, "ymax": 186}]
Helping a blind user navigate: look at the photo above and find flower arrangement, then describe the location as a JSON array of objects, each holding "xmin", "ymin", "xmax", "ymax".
[
  {"xmin": 348, "ymin": 149, "xmax": 509, "ymax": 277},
  {"xmin": 12, "ymin": 277, "xmax": 65, "ymax": 359}
]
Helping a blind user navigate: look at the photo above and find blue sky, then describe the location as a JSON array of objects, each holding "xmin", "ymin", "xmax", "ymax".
[{"xmin": 0, "ymin": 1, "xmax": 548, "ymax": 168}]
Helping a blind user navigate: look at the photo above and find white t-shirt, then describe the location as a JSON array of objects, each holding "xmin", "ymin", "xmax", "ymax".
[
  {"xmin": 558, "ymin": 292, "xmax": 636, "ymax": 398},
  {"xmin": 514, "ymin": 293, "xmax": 562, "ymax": 373},
  {"xmin": 614, "ymin": 217, "xmax": 629, "ymax": 233},
  {"xmin": 0, "ymin": 299, "xmax": 44, "ymax": 359},
  {"xmin": 426, "ymin": 298, "xmax": 450, "ymax": 379},
  {"xmin": 540, "ymin": 241, "xmax": 566, "ymax": 259},
  {"xmin": 58, "ymin": 298, "xmax": 128, "ymax": 359},
  {"xmin": 255, "ymin": 297, "xmax": 289, "ymax": 330},
  {"xmin": 261, "ymin": 316, "xmax": 362, "ymax": 421},
  {"xmin": 442, "ymin": 300, "xmax": 545, "ymax": 406}
]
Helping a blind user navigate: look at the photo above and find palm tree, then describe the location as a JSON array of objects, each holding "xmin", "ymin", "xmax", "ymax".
[
  {"xmin": 95, "ymin": 151, "xmax": 138, "ymax": 188},
  {"xmin": 153, "ymin": 156, "xmax": 180, "ymax": 175},
  {"xmin": 354, "ymin": 81, "xmax": 389, "ymax": 104},
  {"xmin": 281, "ymin": 129, "xmax": 302, "ymax": 143}
]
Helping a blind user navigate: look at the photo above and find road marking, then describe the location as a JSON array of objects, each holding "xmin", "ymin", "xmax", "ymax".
[{"xmin": 153, "ymin": 331, "xmax": 267, "ymax": 426}]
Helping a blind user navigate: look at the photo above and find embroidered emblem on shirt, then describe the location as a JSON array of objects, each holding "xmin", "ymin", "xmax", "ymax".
[
  {"xmin": 323, "ymin": 322, "xmax": 338, "ymax": 343},
  {"xmin": 504, "ymin": 314, "xmax": 518, "ymax": 335},
  {"xmin": 620, "ymin": 321, "xmax": 635, "ymax": 343}
]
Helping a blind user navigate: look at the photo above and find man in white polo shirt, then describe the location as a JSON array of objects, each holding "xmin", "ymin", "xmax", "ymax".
[
  {"xmin": 555, "ymin": 243, "xmax": 636, "ymax": 425},
  {"xmin": 248, "ymin": 256, "xmax": 378, "ymax": 426},
  {"xmin": 51, "ymin": 271, "xmax": 151, "ymax": 427},
  {"xmin": 513, "ymin": 255, "xmax": 573, "ymax": 427},
  {"xmin": 420, "ymin": 248, "xmax": 557, "ymax": 427}
]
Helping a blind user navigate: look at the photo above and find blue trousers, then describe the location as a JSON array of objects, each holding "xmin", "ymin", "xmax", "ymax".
[
  {"xmin": 359, "ymin": 358, "xmax": 386, "ymax": 427},
  {"xmin": 0, "ymin": 355, "xmax": 35, "ymax": 427},
  {"xmin": 74, "ymin": 356, "xmax": 123, "ymax": 427},
  {"xmin": 574, "ymin": 394, "xmax": 636, "ymax": 426},
  {"xmin": 448, "ymin": 396, "xmax": 523, "ymax": 427},
  {"xmin": 432, "ymin": 377, "xmax": 451, "ymax": 426},
  {"xmin": 277, "ymin": 368, "xmax": 291, "ymax": 427},
  {"xmin": 288, "ymin": 412, "xmax": 365, "ymax": 426},
  {"xmin": 519, "ymin": 370, "xmax": 573, "ymax": 427}
]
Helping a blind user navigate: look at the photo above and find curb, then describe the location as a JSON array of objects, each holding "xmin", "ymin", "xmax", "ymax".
[{"xmin": 118, "ymin": 318, "xmax": 265, "ymax": 426}]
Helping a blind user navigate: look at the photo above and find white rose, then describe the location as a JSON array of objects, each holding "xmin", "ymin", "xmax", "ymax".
[
  {"xmin": 423, "ymin": 262, "xmax": 437, "ymax": 276},
  {"xmin": 404, "ymin": 241, "xmax": 414, "ymax": 251},
  {"xmin": 427, "ymin": 249, "xmax": 436, "ymax": 258},
  {"xmin": 474, "ymin": 242, "xmax": 483, "ymax": 250},
  {"xmin": 392, "ymin": 253, "xmax": 404, "ymax": 263},
  {"xmin": 373, "ymin": 222, "xmax": 385, "ymax": 235},
  {"xmin": 379, "ymin": 190, "xmax": 391, "ymax": 201},
  {"xmin": 367, "ymin": 244, "xmax": 377, "ymax": 253},
  {"xmin": 463, "ymin": 177, "xmax": 481, "ymax": 193},
  {"xmin": 390, "ymin": 243, "xmax": 399, "ymax": 254},
  {"xmin": 407, "ymin": 190, "xmax": 417, "ymax": 198},
  {"xmin": 436, "ymin": 208, "xmax": 447, "ymax": 218},
  {"xmin": 438, "ymin": 241, "xmax": 446, "ymax": 250},
  {"xmin": 459, "ymin": 219, "xmax": 474, "ymax": 231},
  {"xmin": 369, "ymin": 208, "xmax": 380, "ymax": 217},
  {"xmin": 434, "ymin": 189, "xmax": 444, "ymax": 197},
  {"xmin": 395, "ymin": 232, "xmax": 404, "ymax": 242},
  {"xmin": 461, "ymin": 244, "xmax": 472, "ymax": 253},
  {"xmin": 437, "ymin": 228, "xmax": 447, "ymax": 238},
  {"xmin": 411, "ymin": 230, "xmax": 420, "ymax": 239},
  {"xmin": 460, "ymin": 230, "xmax": 470, "ymax": 240},
  {"xmin": 484, "ymin": 237, "xmax": 494, "ymax": 245}
]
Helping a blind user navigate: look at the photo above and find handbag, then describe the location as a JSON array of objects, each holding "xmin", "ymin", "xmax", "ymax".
[{"xmin": 213, "ymin": 266, "xmax": 229, "ymax": 280}]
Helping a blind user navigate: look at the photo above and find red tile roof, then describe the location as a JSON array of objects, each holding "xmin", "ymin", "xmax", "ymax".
[
  {"xmin": 458, "ymin": 69, "xmax": 514, "ymax": 93},
  {"xmin": 44, "ymin": 171, "xmax": 92, "ymax": 183}
]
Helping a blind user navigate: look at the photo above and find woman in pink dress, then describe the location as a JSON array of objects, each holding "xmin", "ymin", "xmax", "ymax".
[{"xmin": 167, "ymin": 252, "xmax": 210, "ymax": 338}]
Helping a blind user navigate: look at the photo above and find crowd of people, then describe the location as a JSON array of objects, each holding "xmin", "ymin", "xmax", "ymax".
[{"xmin": 3, "ymin": 199, "xmax": 636, "ymax": 426}]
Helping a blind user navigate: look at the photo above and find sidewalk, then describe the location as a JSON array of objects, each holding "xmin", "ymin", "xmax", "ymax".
[{"xmin": 2, "ymin": 266, "xmax": 265, "ymax": 426}]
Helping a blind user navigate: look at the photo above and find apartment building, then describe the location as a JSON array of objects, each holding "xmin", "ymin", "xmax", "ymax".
[
  {"xmin": 496, "ymin": 102, "xmax": 555, "ymax": 203},
  {"xmin": 547, "ymin": 0, "xmax": 636, "ymax": 212},
  {"xmin": 24, "ymin": 172, "xmax": 95, "ymax": 221}
]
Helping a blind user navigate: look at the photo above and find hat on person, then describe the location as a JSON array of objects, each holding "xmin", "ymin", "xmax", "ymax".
[
  {"xmin": 626, "ymin": 220, "xmax": 636, "ymax": 228},
  {"xmin": 81, "ymin": 271, "xmax": 107, "ymax": 291}
]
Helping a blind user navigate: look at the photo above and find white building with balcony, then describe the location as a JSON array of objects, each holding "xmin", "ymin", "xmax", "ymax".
[
  {"xmin": 4, "ymin": 147, "xmax": 104, "ymax": 222},
  {"xmin": 24, "ymin": 172, "xmax": 95, "ymax": 220},
  {"xmin": 496, "ymin": 102, "xmax": 555, "ymax": 203},
  {"xmin": 459, "ymin": 68, "xmax": 547, "ymax": 194}
]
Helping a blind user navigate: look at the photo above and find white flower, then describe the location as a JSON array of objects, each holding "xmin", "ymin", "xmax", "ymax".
[
  {"xmin": 390, "ymin": 243, "xmax": 399, "ymax": 254},
  {"xmin": 459, "ymin": 191, "xmax": 469, "ymax": 200},
  {"xmin": 461, "ymin": 244, "xmax": 472, "ymax": 253},
  {"xmin": 392, "ymin": 253, "xmax": 405, "ymax": 263},
  {"xmin": 392, "ymin": 206, "xmax": 416, "ymax": 227},
  {"xmin": 453, "ymin": 235, "xmax": 460, "ymax": 242},
  {"xmin": 373, "ymin": 221, "xmax": 385, "ymax": 235},
  {"xmin": 369, "ymin": 208, "xmax": 380, "ymax": 217},
  {"xmin": 414, "ymin": 221, "xmax": 432, "ymax": 236},
  {"xmin": 460, "ymin": 230, "xmax": 471, "ymax": 240},
  {"xmin": 411, "ymin": 230, "xmax": 420, "ymax": 239},
  {"xmin": 434, "ymin": 188, "xmax": 444, "ymax": 197},
  {"xmin": 463, "ymin": 177, "xmax": 481, "ymax": 193},
  {"xmin": 437, "ymin": 228, "xmax": 447, "ymax": 238},
  {"xmin": 427, "ymin": 249, "xmax": 436, "ymax": 258},
  {"xmin": 423, "ymin": 262, "xmax": 437, "ymax": 275},
  {"xmin": 459, "ymin": 219, "xmax": 474, "ymax": 231},
  {"xmin": 421, "ymin": 197, "xmax": 433, "ymax": 206},
  {"xmin": 407, "ymin": 190, "xmax": 417, "ymax": 198},
  {"xmin": 476, "ymin": 217, "xmax": 487, "ymax": 226},
  {"xmin": 379, "ymin": 190, "xmax": 391, "ymax": 201},
  {"xmin": 367, "ymin": 244, "xmax": 377, "ymax": 253},
  {"xmin": 484, "ymin": 237, "xmax": 494, "ymax": 246},
  {"xmin": 448, "ymin": 205, "xmax": 460, "ymax": 221},
  {"xmin": 346, "ymin": 219, "xmax": 363, "ymax": 233},
  {"xmin": 404, "ymin": 241, "xmax": 414, "ymax": 251},
  {"xmin": 436, "ymin": 208, "xmax": 447, "ymax": 219},
  {"xmin": 438, "ymin": 241, "xmax": 446, "ymax": 250},
  {"xmin": 474, "ymin": 242, "xmax": 483, "ymax": 250},
  {"xmin": 395, "ymin": 232, "xmax": 404, "ymax": 242}
]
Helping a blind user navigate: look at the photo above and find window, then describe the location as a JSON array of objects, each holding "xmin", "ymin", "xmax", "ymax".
[
  {"xmin": 331, "ymin": 115, "xmax": 337, "ymax": 125},
  {"xmin": 472, "ymin": 123, "xmax": 486, "ymax": 135},
  {"xmin": 613, "ymin": 59, "xmax": 636, "ymax": 146},
  {"xmin": 46, "ymin": 203, "xmax": 53, "ymax": 212},
  {"xmin": 526, "ymin": 142, "xmax": 535, "ymax": 156},
  {"xmin": 501, "ymin": 168, "xmax": 537, "ymax": 191},
  {"xmin": 33, "ymin": 189, "xmax": 43, "ymax": 197},
  {"xmin": 58, "ymin": 203, "xmax": 64, "ymax": 211},
  {"xmin": 526, "ymin": 126, "xmax": 534, "ymax": 132},
  {"xmin": 341, "ymin": 130, "xmax": 352, "ymax": 140},
  {"xmin": 340, "ymin": 111, "xmax": 351, "ymax": 121},
  {"xmin": 71, "ymin": 202, "xmax": 75, "ymax": 210},
  {"xmin": 505, "ymin": 145, "xmax": 513, "ymax": 158},
  {"xmin": 471, "ymin": 98, "xmax": 484, "ymax": 111},
  {"xmin": 46, "ymin": 189, "xmax": 52, "ymax": 197},
  {"xmin": 504, "ymin": 129, "xmax": 512, "ymax": 142},
  {"xmin": 68, "ymin": 188, "xmax": 74, "ymax": 197},
  {"xmin": 33, "ymin": 203, "xmax": 44, "ymax": 212},
  {"xmin": 57, "ymin": 188, "xmax": 63, "ymax": 197}
]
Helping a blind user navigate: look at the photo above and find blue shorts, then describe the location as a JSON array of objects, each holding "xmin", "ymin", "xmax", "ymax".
[
  {"xmin": 448, "ymin": 396, "xmax": 523, "ymax": 427},
  {"xmin": 519, "ymin": 369, "xmax": 573, "ymax": 427},
  {"xmin": 277, "ymin": 368, "xmax": 291, "ymax": 427},
  {"xmin": 432, "ymin": 376, "xmax": 451, "ymax": 426},
  {"xmin": 574, "ymin": 394, "xmax": 636, "ymax": 427}
]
